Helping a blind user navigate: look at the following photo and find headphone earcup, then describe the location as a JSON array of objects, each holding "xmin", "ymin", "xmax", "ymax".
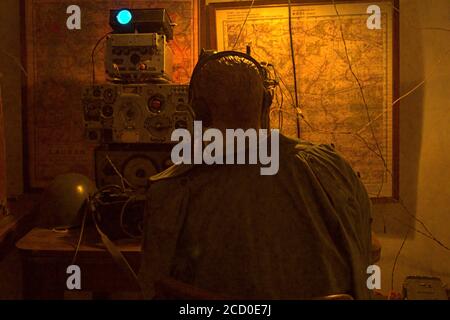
[
  {"xmin": 263, "ymin": 90, "xmax": 273, "ymax": 110},
  {"xmin": 260, "ymin": 89, "xmax": 273, "ymax": 129}
]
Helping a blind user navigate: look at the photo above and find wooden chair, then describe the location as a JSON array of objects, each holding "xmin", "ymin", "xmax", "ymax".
[
  {"xmin": 315, "ymin": 294, "xmax": 354, "ymax": 300},
  {"xmin": 154, "ymin": 277, "xmax": 230, "ymax": 300},
  {"xmin": 154, "ymin": 277, "xmax": 354, "ymax": 300}
]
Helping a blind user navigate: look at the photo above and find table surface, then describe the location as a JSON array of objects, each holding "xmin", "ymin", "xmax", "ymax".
[
  {"xmin": 16, "ymin": 227, "xmax": 141, "ymax": 255},
  {"xmin": 16, "ymin": 227, "xmax": 142, "ymax": 298}
]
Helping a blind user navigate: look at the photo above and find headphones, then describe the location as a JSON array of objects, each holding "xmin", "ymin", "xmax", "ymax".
[{"xmin": 188, "ymin": 50, "xmax": 273, "ymax": 128}]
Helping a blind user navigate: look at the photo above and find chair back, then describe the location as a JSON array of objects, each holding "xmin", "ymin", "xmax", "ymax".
[{"xmin": 154, "ymin": 277, "xmax": 354, "ymax": 300}]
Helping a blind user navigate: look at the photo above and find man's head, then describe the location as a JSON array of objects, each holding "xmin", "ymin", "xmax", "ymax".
[{"xmin": 189, "ymin": 53, "xmax": 268, "ymax": 131}]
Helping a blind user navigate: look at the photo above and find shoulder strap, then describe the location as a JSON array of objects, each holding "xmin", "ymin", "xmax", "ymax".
[{"xmin": 89, "ymin": 200, "xmax": 141, "ymax": 290}]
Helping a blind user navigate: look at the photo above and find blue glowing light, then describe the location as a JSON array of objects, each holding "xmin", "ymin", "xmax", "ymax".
[{"xmin": 117, "ymin": 9, "xmax": 132, "ymax": 25}]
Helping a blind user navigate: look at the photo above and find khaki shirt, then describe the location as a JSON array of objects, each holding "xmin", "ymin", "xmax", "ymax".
[{"xmin": 139, "ymin": 134, "xmax": 372, "ymax": 299}]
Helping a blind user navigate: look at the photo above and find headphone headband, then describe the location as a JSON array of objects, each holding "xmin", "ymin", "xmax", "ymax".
[{"xmin": 188, "ymin": 50, "xmax": 267, "ymax": 102}]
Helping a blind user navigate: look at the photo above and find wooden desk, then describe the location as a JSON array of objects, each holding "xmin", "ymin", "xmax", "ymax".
[{"xmin": 16, "ymin": 227, "xmax": 141, "ymax": 299}]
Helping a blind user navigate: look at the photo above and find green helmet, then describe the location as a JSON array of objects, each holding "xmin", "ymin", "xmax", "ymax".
[{"xmin": 37, "ymin": 173, "xmax": 97, "ymax": 229}]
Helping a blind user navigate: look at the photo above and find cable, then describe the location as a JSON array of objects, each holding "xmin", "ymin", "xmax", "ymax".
[
  {"xmin": 388, "ymin": 211, "xmax": 450, "ymax": 296},
  {"xmin": 287, "ymin": 0, "xmax": 301, "ymax": 138},
  {"xmin": 331, "ymin": 0, "xmax": 390, "ymax": 200},
  {"xmin": 278, "ymin": 83, "xmax": 285, "ymax": 131},
  {"xmin": 0, "ymin": 48, "xmax": 28, "ymax": 78},
  {"xmin": 299, "ymin": 47, "xmax": 450, "ymax": 259},
  {"xmin": 398, "ymin": 210, "xmax": 450, "ymax": 252},
  {"xmin": 232, "ymin": 0, "xmax": 256, "ymax": 50},
  {"xmin": 266, "ymin": 64, "xmax": 284, "ymax": 131},
  {"xmin": 105, "ymin": 154, "xmax": 136, "ymax": 190},
  {"xmin": 243, "ymin": 2, "xmax": 450, "ymax": 256},
  {"xmin": 389, "ymin": 216, "xmax": 450, "ymax": 250},
  {"xmin": 119, "ymin": 195, "xmax": 141, "ymax": 239},
  {"xmin": 389, "ymin": 227, "xmax": 409, "ymax": 299},
  {"xmin": 91, "ymin": 32, "xmax": 112, "ymax": 86},
  {"xmin": 356, "ymin": 49, "xmax": 450, "ymax": 136},
  {"xmin": 71, "ymin": 199, "xmax": 89, "ymax": 265},
  {"xmin": 251, "ymin": 1, "xmax": 447, "ymax": 180},
  {"xmin": 91, "ymin": 186, "xmax": 136, "ymax": 235},
  {"xmin": 269, "ymin": 2, "xmax": 450, "ymax": 261},
  {"xmin": 332, "ymin": 1, "xmax": 387, "ymax": 165},
  {"xmin": 90, "ymin": 183, "xmax": 144, "ymax": 240},
  {"xmin": 357, "ymin": 131, "xmax": 450, "ymax": 253},
  {"xmin": 391, "ymin": 51, "xmax": 449, "ymax": 107},
  {"xmin": 271, "ymin": 65, "xmax": 295, "ymax": 107},
  {"xmin": 251, "ymin": 50, "xmax": 299, "ymax": 130},
  {"xmin": 89, "ymin": 193, "xmax": 139, "ymax": 283}
]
